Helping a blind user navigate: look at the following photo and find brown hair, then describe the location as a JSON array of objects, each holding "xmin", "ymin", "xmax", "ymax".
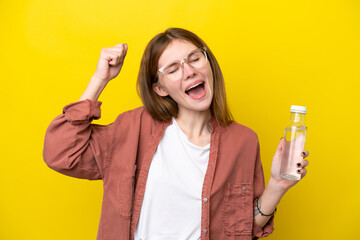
[{"xmin": 137, "ymin": 28, "xmax": 233, "ymax": 125}]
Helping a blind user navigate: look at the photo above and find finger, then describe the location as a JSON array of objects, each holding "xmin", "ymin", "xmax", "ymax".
[
  {"xmin": 296, "ymin": 168, "xmax": 306, "ymax": 175},
  {"xmin": 119, "ymin": 44, "xmax": 128, "ymax": 59},
  {"xmin": 102, "ymin": 51, "xmax": 119, "ymax": 59},
  {"xmin": 296, "ymin": 159, "xmax": 309, "ymax": 168},
  {"xmin": 111, "ymin": 43, "xmax": 127, "ymax": 54},
  {"xmin": 109, "ymin": 55, "xmax": 121, "ymax": 65},
  {"xmin": 296, "ymin": 168, "xmax": 307, "ymax": 178},
  {"xmin": 107, "ymin": 47, "xmax": 124, "ymax": 55},
  {"xmin": 274, "ymin": 137, "xmax": 284, "ymax": 158},
  {"xmin": 118, "ymin": 44, "xmax": 128, "ymax": 58},
  {"xmin": 101, "ymin": 52, "xmax": 120, "ymax": 66},
  {"xmin": 113, "ymin": 43, "xmax": 126, "ymax": 48},
  {"xmin": 301, "ymin": 150, "xmax": 310, "ymax": 158},
  {"xmin": 101, "ymin": 48, "xmax": 123, "ymax": 61},
  {"xmin": 108, "ymin": 45, "xmax": 128, "ymax": 61},
  {"xmin": 101, "ymin": 48, "xmax": 120, "ymax": 57},
  {"xmin": 123, "ymin": 44, "xmax": 128, "ymax": 57}
]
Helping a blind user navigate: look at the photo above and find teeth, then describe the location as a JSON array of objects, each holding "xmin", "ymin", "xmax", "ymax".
[{"xmin": 187, "ymin": 82, "xmax": 202, "ymax": 91}]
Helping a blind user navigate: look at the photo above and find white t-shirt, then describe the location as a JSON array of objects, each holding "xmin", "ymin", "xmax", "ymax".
[{"xmin": 134, "ymin": 118, "xmax": 210, "ymax": 240}]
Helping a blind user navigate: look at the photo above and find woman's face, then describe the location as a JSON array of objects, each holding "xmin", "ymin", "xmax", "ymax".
[{"xmin": 153, "ymin": 40, "xmax": 214, "ymax": 115}]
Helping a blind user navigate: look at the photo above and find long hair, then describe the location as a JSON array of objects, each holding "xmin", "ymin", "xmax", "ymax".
[{"xmin": 137, "ymin": 28, "xmax": 233, "ymax": 125}]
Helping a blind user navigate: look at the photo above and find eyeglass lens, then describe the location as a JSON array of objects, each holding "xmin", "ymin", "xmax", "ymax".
[{"xmin": 162, "ymin": 50, "xmax": 207, "ymax": 81}]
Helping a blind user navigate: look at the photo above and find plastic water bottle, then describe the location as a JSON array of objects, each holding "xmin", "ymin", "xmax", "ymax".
[{"xmin": 280, "ymin": 105, "xmax": 307, "ymax": 180}]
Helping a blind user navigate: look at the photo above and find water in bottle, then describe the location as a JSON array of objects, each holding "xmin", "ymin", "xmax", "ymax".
[{"xmin": 280, "ymin": 105, "xmax": 307, "ymax": 180}]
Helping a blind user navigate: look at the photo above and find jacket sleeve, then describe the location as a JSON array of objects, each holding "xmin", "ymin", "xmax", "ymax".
[
  {"xmin": 43, "ymin": 99, "xmax": 111, "ymax": 180},
  {"xmin": 252, "ymin": 141, "xmax": 275, "ymax": 239}
]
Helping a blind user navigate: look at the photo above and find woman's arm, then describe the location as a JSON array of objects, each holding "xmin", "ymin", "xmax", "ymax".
[
  {"xmin": 253, "ymin": 178, "xmax": 285, "ymax": 227},
  {"xmin": 43, "ymin": 43, "xmax": 128, "ymax": 179},
  {"xmin": 79, "ymin": 75, "xmax": 108, "ymax": 101},
  {"xmin": 43, "ymin": 100, "xmax": 107, "ymax": 179}
]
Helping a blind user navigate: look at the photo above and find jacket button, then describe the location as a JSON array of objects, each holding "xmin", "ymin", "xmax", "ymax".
[
  {"xmin": 203, "ymin": 198, "xmax": 208, "ymax": 202},
  {"xmin": 203, "ymin": 229, "xmax": 208, "ymax": 234},
  {"xmin": 242, "ymin": 186, "xmax": 246, "ymax": 191}
]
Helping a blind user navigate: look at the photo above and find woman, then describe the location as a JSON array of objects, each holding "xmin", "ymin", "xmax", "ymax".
[{"xmin": 43, "ymin": 28, "xmax": 309, "ymax": 240}]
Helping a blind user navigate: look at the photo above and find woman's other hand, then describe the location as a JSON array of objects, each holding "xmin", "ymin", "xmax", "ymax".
[
  {"xmin": 78, "ymin": 43, "xmax": 128, "ymax": 101},
  {"xmin": 93, "ymin": 43, "xmax": 128, "ymax": 82}
]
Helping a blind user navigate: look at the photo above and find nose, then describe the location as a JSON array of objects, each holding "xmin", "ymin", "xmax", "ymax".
[{"xmin": 182, "ymin": 61, "xmax": 196, "ymax": 80}]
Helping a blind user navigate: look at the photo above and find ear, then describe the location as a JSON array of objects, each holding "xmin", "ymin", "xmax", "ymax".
[{"xmin": 152, "ymin": 82, "xmax": 169, "ymax": 97}]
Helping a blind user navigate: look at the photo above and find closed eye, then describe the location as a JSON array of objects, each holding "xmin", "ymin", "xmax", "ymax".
[
  {"xmin": 189, "ymin": 57, "xmax": 200, "ymax": 63},
  {"xmin": 164, "ymin": 63, "xmax": 181, "ymax": 74}
]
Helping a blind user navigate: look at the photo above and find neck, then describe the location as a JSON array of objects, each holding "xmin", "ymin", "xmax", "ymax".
[
  {"xmin": 175, "ymin": 108, "xmax": 212, "ymax": 139},
  {"xmin": 290, "ymin": 112, "xmax": 305, "ymax": 124}
]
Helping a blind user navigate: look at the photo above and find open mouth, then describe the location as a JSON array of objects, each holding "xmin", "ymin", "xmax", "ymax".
[{"xmin": 185, "ymin": 82, "xmax": 205, "ymax": 98}]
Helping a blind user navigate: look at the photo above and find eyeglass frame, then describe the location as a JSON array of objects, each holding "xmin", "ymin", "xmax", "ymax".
[{"xmin": 157, "ymin": 47, "xmax": 208, "ymax": 79}]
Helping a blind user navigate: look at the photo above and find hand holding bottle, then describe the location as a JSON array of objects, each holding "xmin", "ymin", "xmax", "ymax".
[{"xmin": 269, "ymin": 138, "xmax": 310, "ymax": 194}]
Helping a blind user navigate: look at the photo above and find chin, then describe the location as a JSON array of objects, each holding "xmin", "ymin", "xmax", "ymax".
[{"xmin": 191, "ymin": 101, "xmax": 212, "ymax": 113}]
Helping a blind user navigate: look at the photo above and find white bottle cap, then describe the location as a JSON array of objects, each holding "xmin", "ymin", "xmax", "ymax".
[{"xmin": 290, "ymin": 105, "xmax": 307, "ymax": 113}]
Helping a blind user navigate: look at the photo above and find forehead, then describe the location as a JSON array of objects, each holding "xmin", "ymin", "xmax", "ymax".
[{"xmin": 158, "ymin": 40, "xmax": 198, "ymax": 67}]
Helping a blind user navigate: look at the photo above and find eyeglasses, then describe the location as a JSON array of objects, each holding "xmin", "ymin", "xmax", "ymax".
[{"xmin": 158, "ymin": 48, "xmax": 208, "ymax": 81}]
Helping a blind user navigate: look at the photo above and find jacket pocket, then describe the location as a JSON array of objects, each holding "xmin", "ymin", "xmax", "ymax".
[
  {"xmin": 223, "ymin": 183, "xmax": 253, "ymax": 236},
  {"xmin": 117, "ymin": 165, "xmax": 137, "ymax": 219}
]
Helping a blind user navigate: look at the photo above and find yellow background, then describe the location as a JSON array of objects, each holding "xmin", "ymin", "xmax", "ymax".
[{"xmin": 1, "ymin": 0, "xmax": 359, "ymax": 239}]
